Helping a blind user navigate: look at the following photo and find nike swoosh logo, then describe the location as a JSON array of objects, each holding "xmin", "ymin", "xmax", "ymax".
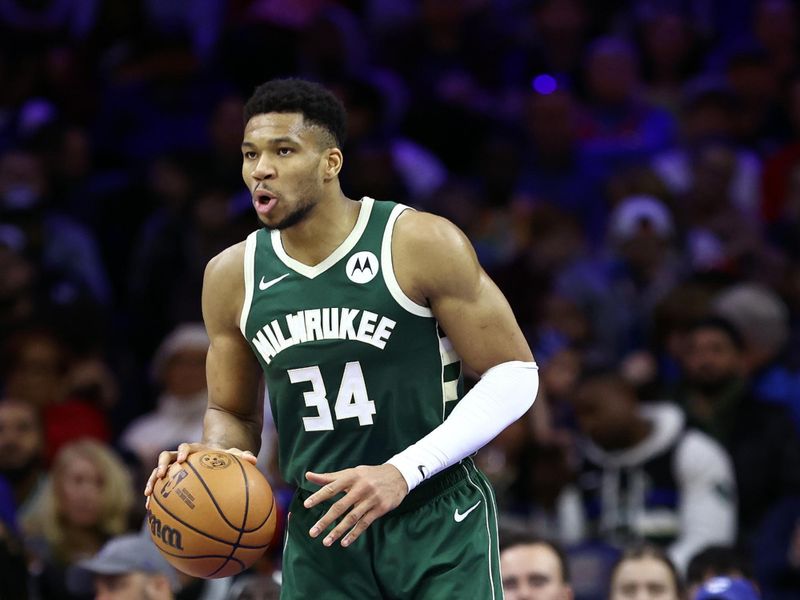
[
  {"xmin": 259, "ymin": 273, "xmax": 290, "ymax": 291},
  {"xmin": 453, "ymin": 501, "xmax": 481, "ymax": 523}
]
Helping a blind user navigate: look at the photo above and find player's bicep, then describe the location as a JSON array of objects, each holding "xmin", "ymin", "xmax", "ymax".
[
  {"xmin": 205, "ymin": 331, "xmax": 262, "ymax": 422},
  {"xmin": 201, "ymin": 246, "xmax": 263, "ymax": 422},
  {"xmin": 432, "ymin": 268, "xmax": 532, "ymax": 375},
  {"xmin": 397, "ymin": 211, "xmax": 532, "ymax": 375}
]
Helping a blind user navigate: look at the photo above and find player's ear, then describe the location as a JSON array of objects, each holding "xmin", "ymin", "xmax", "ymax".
[{"xmin": 323, "ymin": 148, "xmax": 343, "ymax": 180}]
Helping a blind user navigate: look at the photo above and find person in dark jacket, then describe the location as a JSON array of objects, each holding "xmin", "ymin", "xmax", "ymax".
[{"xmin": 678, "ymin": 317, "xmax": 800, "ymax": 544}]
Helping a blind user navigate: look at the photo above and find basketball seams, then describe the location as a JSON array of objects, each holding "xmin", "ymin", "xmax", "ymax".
[
  {"xmin": 151, "ymin": 493, "xmax": 271, "ymax": 550},
  {"xmin": 206, "ymin": 455, "xmax": 251, "ymax": 578},
  {"xmin": 185, "ymin": 455, "xmax": 244, "ymax": 532},
  {"xmin": 151, "ymin": 452, "xmax": 276, "ymax": 579}
]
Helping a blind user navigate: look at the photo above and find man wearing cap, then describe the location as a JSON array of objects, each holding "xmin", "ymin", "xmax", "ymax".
[
  {"xmin": 68, "ymin": 533, "xmax": 178, "ymax": 600},
  {"xmin": 694, "ymin": 576, "xmax": 761, "ymax": 600}
]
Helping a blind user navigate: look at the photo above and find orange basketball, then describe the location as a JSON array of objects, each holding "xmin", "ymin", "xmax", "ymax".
[{"xmin": 147, "ymin": 451, "xmax": 277, "ymax": 579}]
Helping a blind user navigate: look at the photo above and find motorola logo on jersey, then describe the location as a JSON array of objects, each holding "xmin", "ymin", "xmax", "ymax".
[{"xmin": 346, "ymin": 251, "xmax": 379, "ymax": 284}]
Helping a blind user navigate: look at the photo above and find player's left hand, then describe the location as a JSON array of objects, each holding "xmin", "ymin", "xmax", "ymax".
[{"xmin": 304, "ymin": 464, "xmax": 408, "ymax": 547}]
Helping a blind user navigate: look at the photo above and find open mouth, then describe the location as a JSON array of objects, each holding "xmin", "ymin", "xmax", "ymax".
[{"xmin": 254, "ymin": 191, "xmax": 278, "ymax": 216}]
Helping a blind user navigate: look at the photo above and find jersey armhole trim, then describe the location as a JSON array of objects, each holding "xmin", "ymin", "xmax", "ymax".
[
  {"xmin": 239, "ymin": 231, "xmax": 258, "ymax": 336},
  {"xmin": 381, "ymin": 204, "xmax": 434, "ymax": 317}
]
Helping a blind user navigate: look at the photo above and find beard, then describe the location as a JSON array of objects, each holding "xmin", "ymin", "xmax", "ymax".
[
  {"xmin": 689, "ymin": 374, "xmax": 735, "ymax": 396},
  {"xmin": 264, "ymin": 195, "xmax": 318, "ymax": 231},
  {"xmin": 0, "ymin": 453, "xmax": 41, "ymax": 483}
]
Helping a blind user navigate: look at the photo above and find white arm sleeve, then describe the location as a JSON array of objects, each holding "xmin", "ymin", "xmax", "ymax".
[{"xmin": 386, "ymin": 360, "xmax": 539, "ymax": 492}]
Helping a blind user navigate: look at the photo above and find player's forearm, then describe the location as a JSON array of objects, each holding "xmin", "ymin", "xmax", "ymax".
[
  {"xmin": 387, "ymin": 360, "xmax": 539, "ymax": 491},
  {"xmin": 202, "ymin": 405, "xmax": 263, "ymax": 454}
]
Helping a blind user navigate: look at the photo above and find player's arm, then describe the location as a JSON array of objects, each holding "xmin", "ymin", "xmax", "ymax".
[
  {"xmin": 144, "ymin": 243, "xmax": 263, "ymax": 498},
  {"xmin": 384, "ymin": 210, "xmax": 537, "ymax": 488},
  {"xmin": 304, "ymin": 211, "xmax": 538, "ymax": 546},
  {"xmin": 201, "ymin": 244, "xmax": 264, "ymax": 453}
]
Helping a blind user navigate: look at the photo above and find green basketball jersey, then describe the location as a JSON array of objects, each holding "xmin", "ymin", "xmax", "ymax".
[{"xmin": 239, "ymin": 198, "xmax": 463, "ymax": 491}]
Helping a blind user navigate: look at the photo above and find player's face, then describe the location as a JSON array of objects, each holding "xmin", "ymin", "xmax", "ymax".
[
  {"xmin": 241, "ymin": 112, "xmax": 330, "ymax": 230},
  {"xmin": 501, "ymin": 544, "xmax": 572, "ymax": 600},
  {"xmin": 610, "ymin": 557, "xmax": 680, "ymax": 600}
]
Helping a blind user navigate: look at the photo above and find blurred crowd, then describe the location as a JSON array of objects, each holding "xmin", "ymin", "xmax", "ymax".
[{"xmin": 1, "ymin": 0, "xmax": 800, "ymax": 598}]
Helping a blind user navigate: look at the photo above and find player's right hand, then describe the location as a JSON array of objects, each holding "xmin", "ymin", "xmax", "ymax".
[{"xmin": 143, "ymin": 442, "xmax": 257, "ymax": 506}]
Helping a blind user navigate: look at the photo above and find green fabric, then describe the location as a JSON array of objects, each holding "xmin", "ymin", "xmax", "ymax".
[
  {"xmin": 241, "ymin": 198, "xmax": 463, "ymax": 491},
  {"xmin": 280, "ymin": 460, "xmax": 504, "ymax": 599}
]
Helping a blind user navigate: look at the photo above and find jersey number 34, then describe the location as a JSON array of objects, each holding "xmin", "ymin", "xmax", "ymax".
[{"xmin": 288, "ymin": 361, "xmax": 375, "ymax": 432}]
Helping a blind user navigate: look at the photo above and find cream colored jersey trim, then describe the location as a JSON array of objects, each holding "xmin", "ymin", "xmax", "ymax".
[
  {"xmin": 239, "ymin": 231, "xmax": 259, "ymax": 336},
  {"xmin": 381, "ymin": 204, "xmax": 434, "ymax": 317},
  {"xmin": 270, "ymin": 197, "xmax": 374, "ymax": 279}
]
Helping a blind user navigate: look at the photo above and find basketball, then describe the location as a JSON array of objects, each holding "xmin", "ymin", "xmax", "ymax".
[{"xmin": 147, "ymin": 451, "xmax": 277, "ymax": 579}]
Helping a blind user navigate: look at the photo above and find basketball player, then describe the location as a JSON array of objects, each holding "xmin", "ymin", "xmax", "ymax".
[{"xmin": 145, "ymin": 78, "xmax": 539, "ymax": 598}]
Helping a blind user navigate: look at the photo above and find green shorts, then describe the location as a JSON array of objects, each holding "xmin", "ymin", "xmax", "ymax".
[{"xmin": 280, "ymin": 459, "xmax": 504, "ymax": 599}]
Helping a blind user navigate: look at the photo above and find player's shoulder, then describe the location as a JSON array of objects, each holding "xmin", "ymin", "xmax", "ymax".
[
  {"xmin": 393, "ymin": 209, "xmax": 473, "ymax": 260},
  {"xmin": 205, "ymin": 240, "xmax": 248, "ymax": 284}
]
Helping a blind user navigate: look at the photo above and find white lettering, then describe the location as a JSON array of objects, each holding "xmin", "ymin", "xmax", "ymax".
[
  {"xmin": 322, "ymin": 307, "xmax": 339, "ymax": 338},
  {"xmin": 252, "ymin": 330, "xmax": 276, "ymax": 364},
  {"xmin": 372, "ymin": 317, "xmax": 396, "ymax": 349},
  {"xmin": 305, "ymin": 309, "xmax": 323, "ymax": 341},
  {"xmin": 285, "ymin": 312, "xmax": 308, "ymax": 343},
  {"xmin": 339, "ymin": 308, "xmax": 359, "ymax": 340},
  {"xmin": 356, "ymin": 311, "xmax": 378, "ymax": 344}
]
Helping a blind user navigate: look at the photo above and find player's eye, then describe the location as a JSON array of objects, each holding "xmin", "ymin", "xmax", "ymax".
[
  {"xmin": 243, "ymin": 151, "xmax": 257, "ymax": 160},
  {"xmin": 277, "ymin": 147, "xmax": 293, "ymax": 156}
]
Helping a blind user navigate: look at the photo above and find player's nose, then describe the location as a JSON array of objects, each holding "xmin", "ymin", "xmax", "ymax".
[{"xmin": 251, "ymin": 155, "xmax": 276, "ymax": 180}]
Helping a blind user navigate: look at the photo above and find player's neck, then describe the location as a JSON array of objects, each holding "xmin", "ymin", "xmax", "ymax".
[{"xmin": 279, "ymin": 191, "xmax": 361, "ymax": 266}]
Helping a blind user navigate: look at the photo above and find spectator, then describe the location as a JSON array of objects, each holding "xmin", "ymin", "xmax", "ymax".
[
  {"xmin": 120, "ymin": 323, "xmax": 210, "ymax": 475},
  {"xmin": 678, "ymin": 316, "xmax": 800, "ymax": 542},
  {"xmin": 565, "ymin": 371, "xmax": 736, "ymax": 571},
  {"xmin": 694, "ymin": 577, "xmax": 761, "ymax": 600},
  {"xmin": 556, "ymin": 195, "xmax": 685, "ymax": 365},
  {"xmin": 23, "ymin": 439, "xmax": 134, "ymax": 600},
  {"xmin": 67, "ymin": 533, "xmax": 178, "ymax": 599},
  {"xmin": 500, "ymin": 534, "xmax": 573, "ymax": 600},
  {"xmin": 609, "ymin": 544, "xmax": 682, "ymax": 600},
  {"xmin": 0, "ymin": 397, "xmax": 46, "ymax": 520},
  {"xmin": 686, "ymin": 545, "xmax": 756, "ymax": 599},
  {"xmin": 752, "ymin": 496, "xmax": 800, "ymax": 599}
]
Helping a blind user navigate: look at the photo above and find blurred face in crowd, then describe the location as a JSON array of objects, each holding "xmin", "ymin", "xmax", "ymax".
[
  {"xmin": 684, "ymin": 327, "xmax": 743, "ymax": 392},
  {"xmin": 501, "ymin": 543, "xmax": 573, "ymax": 600},
  {"xmin": 571, "ymin": 377, "xmax": 638, "ymax": 450},
  {"xmin": 242, "ymin": 112, "xmax": 339, "ymax": 230},
  {"xmin": 93, "ymin": 572, "xmax": 172, "ymax": 600},
  {"xmin": 4, "ymin": 332, "xmax": 67, "ymax": 408},
  {"xmin": 0, "ymin": 399, "xmax": 42, "ymax": 481},
  {"xmin": 162, "ymin": 348, "xmax": 208, "ymax": 397},
  {"xmin": 58, "ymin": 454, "xmax": 104, "ymax": 528},
  {"xmin": 586, "ymin": 41, "xmax": 638, "ymax": 105},
  {"xmin": 610, "ymin": 557, "xmax": 680, "ymax": 600}
]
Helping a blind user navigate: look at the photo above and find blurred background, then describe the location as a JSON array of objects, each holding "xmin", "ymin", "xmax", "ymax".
[{"xmin": 1, "ymin": 0, "xmax": 800, "ymax": 598}]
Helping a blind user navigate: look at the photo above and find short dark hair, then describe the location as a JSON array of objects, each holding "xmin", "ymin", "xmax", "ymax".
[
  {"xmin": 243, "ymin": 78, "xmax": 347, "ymax": 147},
  {"xmin": 499, "ymin": 533, "xmax": 571, "ymax": 583},
  {"xmin": 688, "ymin": 316, "xmax": 745, "ymax": 351},
  {"xmin": 610, "ymin": 544, "xmax": 682, "ymax": 596},
  {"xmin": 686, "ymin": 545, "xmax": 753, "ymax": 585}
]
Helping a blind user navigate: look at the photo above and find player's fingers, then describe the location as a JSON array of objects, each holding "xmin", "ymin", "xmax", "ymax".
[
  {"xmin": 308, "ymin": 491, "xmax": 359, "ymax": 539},
  {"xmin": 143, "ymin": 467, "xmax": 160, "ymax": 497},
  {"xmin": 155, "ymin": 450, "xmax": 178, "ymax": 479},
  {"xmin": 341, "ymin": 509, "xmax": 378, "ymax": 547},
  {"xmin": 175, "ymin": 442, "xmax": 197, "ymax": 463},
  {"xmin": 303, "ymin": 471, "xmax": 350, "ymax": 508},
  {"xmin": 226, "ymin": 447, "xmax": 258, "ymax": 465},
  {"xmin": 305, "ymin": 470, "xmax": 343, "ymax": 486},
  {"xmin": 321, "ymin": 501, "xmax": 372, "ymax": 547}
]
